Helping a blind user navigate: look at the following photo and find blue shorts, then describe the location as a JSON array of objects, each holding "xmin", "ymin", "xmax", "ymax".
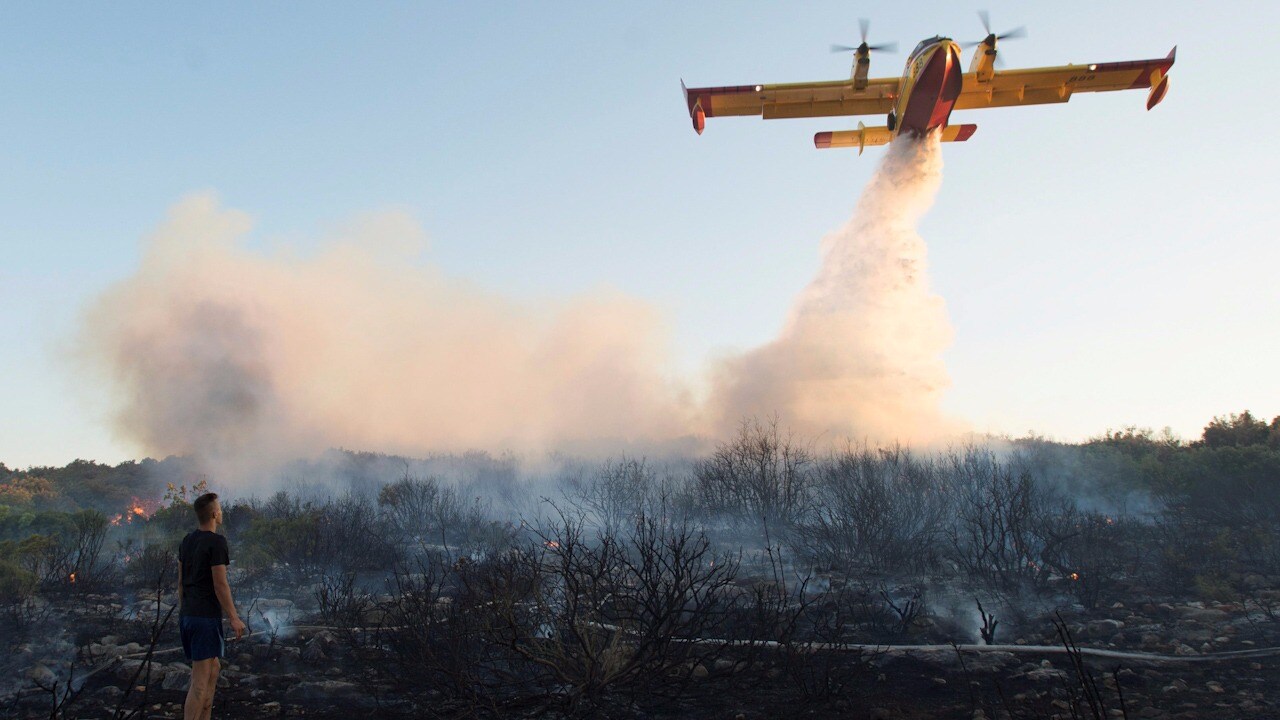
[{"xmin": 180, "ymin": 615, "xmax": 225, "ymax": 662}]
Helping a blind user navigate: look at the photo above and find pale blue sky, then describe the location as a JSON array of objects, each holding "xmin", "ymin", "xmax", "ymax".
[{"xmin": 3, "ymin": 2, "xmax": 1277, "ymax": 467}]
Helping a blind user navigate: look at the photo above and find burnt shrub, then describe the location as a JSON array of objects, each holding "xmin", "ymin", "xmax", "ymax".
[
  {"xmin": 695, "ymin": 417, "xmax": 814, "ymax": 527},
  {"xmin": 64, "ymin": 508, "xmax": 111, "ymax": 587},
  {"xmin": 378, "ymin": 474, "xmax": 509, "ymax": 555},
  {"xmin": 794, "ymin": 445, "xmax": 946, "ymax": 575},
  {"xmin": 944, "ymin": 448, "xmax": 1053, "ymax": 592},
  {"xmin": 473, "ymin": 510, "xmax": 742, "ymax": 712},
  {"xmin": 1048, "ymin": 513, "xmax": 1132, "ymax": 610},
  {"xmin": 123, "ymin": 544, "xmax": 176, "ymax": 590},
  {"xmin": 323, "ymin": 491, "xmax": 399, "ymax": 569},
  {"xmin": 379, "ymin": 551, "xmax": 538, "ymax": 703},
  {"xmin": 377, "ymin": 508, "xmax": 746, "ymax": 714},
  {"xmin": 562, "ymin": 457, "xmax": 656, "ymax": 537},
  {"xmin": 314, "ymin": 571, "xmax": 376, "ymax": 644}
]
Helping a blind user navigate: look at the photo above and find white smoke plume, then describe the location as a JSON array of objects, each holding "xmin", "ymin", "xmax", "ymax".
[{"xmin": 79, "ymin": 135, "xmax": 957, "ymax": 478}]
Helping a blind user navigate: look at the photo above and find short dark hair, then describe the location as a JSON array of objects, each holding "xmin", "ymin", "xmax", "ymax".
[{"xmin": 193, "ymin": 493, "xmax": 220, "ymax": 523}]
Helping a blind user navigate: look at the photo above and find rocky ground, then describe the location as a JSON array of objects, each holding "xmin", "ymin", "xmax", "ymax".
[{"xmin": 4, "ymin": 589, "xmax": 1278, "ymax": 719}]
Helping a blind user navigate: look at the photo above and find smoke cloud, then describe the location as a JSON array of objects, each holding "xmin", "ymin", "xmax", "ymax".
[{"xmin": 79, "ymin": 135, "xmax": 957, "ymax": 477}]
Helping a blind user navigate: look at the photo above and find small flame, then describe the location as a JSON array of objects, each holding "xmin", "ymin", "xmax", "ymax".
[
  {"xmin": 1069, "ymin": 572, "xmax": 1080, "ymax": 581},
  {"xmin": 69, "ymin": 572, "xmax": 77, "ymax": 584},
  {"xmin": 545, "ymin": 541, "xmax": 560, "ymax": 549}
]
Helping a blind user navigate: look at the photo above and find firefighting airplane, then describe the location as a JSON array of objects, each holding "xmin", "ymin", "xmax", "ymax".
[{"xmin": 681, "ymin": 15, "xmax": 1175, "ymax": 153}]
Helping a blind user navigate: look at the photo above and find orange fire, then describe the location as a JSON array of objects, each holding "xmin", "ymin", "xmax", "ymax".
[
  {"xmin": 110, "ymin": 497, "xmax": 160, "ymax": 526},
  {"xmin": 1069, "ymin": 572, "xmax": 1080, "ymax": 581},
  {"xmin": 69, "ymin": 573, "xmax": 77, "ymax": 584},
  {"xmin": 545, "ymin": 541, "xmax": 560, "ymax": 549}
]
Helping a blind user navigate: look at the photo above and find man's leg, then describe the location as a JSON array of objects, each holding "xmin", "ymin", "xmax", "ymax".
[
  {"xmin": 200, "ymin": 660, "xmax": 220, "ymax": 720},
  {"xmin": 185, "ymin": 658, "xmax": 215, "ymax": 720}
]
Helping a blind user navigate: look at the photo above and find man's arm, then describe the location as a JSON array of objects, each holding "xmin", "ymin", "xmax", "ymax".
[{"xmin": 211, "ymin": 564, "xmax": 247, "ymax": 639}]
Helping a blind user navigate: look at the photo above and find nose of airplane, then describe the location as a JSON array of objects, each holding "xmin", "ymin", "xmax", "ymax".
[{"xmin": 935, "ymin": 39, "xmax": 961, "ymax": 65}]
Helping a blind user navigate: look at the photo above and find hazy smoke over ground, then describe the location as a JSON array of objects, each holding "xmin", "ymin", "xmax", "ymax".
[
  {"xmin": 710, "ymin": 134, "xmax": 957, "ymax": 442},
  {"xmin": 80, "ymin": 135, "xmax": 956, "ymax": 476},
  {"xmin": 80, "ymin": 196, "xmax": 696, "ymax": 476}
]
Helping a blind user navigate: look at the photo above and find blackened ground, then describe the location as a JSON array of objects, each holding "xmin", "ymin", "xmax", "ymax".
[{"xmin": 5, "ymin": 587, "xmax": 1279, "ymax": 720}]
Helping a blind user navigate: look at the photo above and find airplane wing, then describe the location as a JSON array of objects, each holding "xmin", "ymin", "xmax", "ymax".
[
  {"xmin": 683, "ymin": 77, "xmax": 898, "ymax": 133},
  {"xmin": 956, "ymin": 47, "xmax": 1176, "ymax": 112}
]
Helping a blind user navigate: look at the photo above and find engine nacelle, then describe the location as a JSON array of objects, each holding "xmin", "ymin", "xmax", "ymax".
[
  {"xmin": 853, "ymin": 50, "xmax": 870, "ymax": 91},
  {"xmin": 692, "ymin": 105, "xmax": 706, "ymax": 134},
  {"xmin": 968, "ymin": 40, "xmax": 997, "ymax": 83}
]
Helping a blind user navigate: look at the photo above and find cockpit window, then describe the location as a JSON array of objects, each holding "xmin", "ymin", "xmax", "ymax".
[{"xmin": 911, "ymin": 36, "xmax": 946, "ymax": 58}]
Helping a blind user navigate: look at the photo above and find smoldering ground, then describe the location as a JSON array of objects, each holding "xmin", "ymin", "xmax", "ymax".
[{"xmin": 77, "ymin": 135, "xmax": 958, "ymax": 481}]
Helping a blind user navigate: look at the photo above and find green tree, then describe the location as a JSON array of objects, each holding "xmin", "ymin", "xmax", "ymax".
[
  {"xmin": 0, "ymin": 559, "xmax": 36, "ymax": 604},
  {"xmin": 1202, "ymin": 411, "xmax": 1272, "ymax": 448}
]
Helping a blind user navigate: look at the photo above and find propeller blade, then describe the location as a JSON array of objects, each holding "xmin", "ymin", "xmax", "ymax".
[
  {"xmin": 830, "ymin": 44, "xmax": 859, "ymax": 53},
  {"xmin": 998, "ymin": 26, "xmax": 1027, "ymax": 41},
  {"xmin": 978, "ymin": 10, "xmax": 991, "ymax": 35},
  {"xmin": 866, "ymin": 42, "xmax": 898, "ymax": 53},
  {"xmin": 960, "ymin": 40, "xmax": 984, "ymax": 49},
  {"xmin": 859, "ymin": 17, "xmax": 870, "ymax": 44}
]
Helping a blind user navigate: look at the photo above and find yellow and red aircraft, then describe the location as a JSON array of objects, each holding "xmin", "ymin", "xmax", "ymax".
[{"xmin": 682, "ymin": 16, "xmax": 1175, "ymax": 153}]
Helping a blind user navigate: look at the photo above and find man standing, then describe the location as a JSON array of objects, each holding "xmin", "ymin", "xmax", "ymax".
[{"xmin": 177, "ymin": 493, "xmax": 247, "ymax": 720}]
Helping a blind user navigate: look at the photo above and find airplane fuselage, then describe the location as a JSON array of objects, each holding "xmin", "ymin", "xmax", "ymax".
[{"xmin": 892, "ymin": 37, "xmax": 964, "ymax": 138}]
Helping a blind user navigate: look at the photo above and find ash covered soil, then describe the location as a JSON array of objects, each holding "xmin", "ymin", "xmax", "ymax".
[{"xmin": 6, "ymin": 581, "xmax": 1280, "ymax": 719}]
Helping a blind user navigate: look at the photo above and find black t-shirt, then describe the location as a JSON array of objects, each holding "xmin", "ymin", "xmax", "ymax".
[{"xmin": 179, "ymin": 530, "xmax": 230, "ymax": 619}]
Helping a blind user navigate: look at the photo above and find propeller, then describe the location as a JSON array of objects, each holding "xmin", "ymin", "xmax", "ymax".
[
  {"xmin": 831, "ymin": 18, "xmax": 898, "ymax": 54},
  {"xmin": 961, "ymin": 11, "xmax": 1026, "ymax": 67}
]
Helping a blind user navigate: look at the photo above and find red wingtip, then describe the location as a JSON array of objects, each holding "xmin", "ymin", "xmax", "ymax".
[
  {"xmin": 1146, "ymin": 75, "xmax": 1170, "ymax": 110},
  {"xmin": 682, "ymin": 80, "xmax": 706, "ymax": 134}
]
